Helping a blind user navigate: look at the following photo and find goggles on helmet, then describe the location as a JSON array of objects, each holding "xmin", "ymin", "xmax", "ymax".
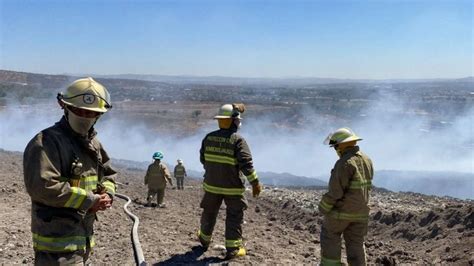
[{"xmin": 57, "ymin": 92, "xmax": 112, "ymax": 110}]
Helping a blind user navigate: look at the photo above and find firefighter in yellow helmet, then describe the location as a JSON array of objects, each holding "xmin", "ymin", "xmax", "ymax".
[
  {"xmin": 319, "ymin": 127, "xmax": 374, "ymax": 266},
  {"xmin": 23, "ymin": 77, "xmax": 116, "ymax": 265},
  {"xmin": 197, "ymin": 103, "xmax": 262, "ymax": 260}
]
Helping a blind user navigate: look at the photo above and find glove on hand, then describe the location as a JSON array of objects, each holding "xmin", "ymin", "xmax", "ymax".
[{"xmin": 252, "ymin": 183, "xmax": 262, "ymax": 197}]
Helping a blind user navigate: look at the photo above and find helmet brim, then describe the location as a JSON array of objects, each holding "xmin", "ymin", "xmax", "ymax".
[
  {"xmin": 213, "ymin": 115, "xmax": 242, "ymax": 119},
  {"xmin": 62, "ymin": 101, "xmax": 108, "ymax": 113}
]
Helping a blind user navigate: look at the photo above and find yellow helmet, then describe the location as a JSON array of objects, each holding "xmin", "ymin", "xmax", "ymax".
[
  {"xmin": 214, "ymin": 104, "xmax": 241, "ymax": 119},
  {"xmin": 214, "ymin": 103, "xmax": 245, "ymax": 119},
  {"xmin": 324, "ymin": 127, "xmax": 362, "ymax": 146},
  {"xmin": 57, "ymin": 77, "xmax": 112, "ymax": 113}
]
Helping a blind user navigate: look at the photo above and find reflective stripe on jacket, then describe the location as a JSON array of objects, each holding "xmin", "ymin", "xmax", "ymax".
[
  {"xmin": 174, "ymin": 164, "xmax": 186, "ymax": 178},
  {"xmin": 23, "ymin": 117, "xmax": 117, "ymax": 252},
  {"xmin": 318, "ymin": 146, "xmax": 373, "ymax": 221},
  {"xmin": 200, "ymin": 129, "xmax": 258, "ymax": 195}
]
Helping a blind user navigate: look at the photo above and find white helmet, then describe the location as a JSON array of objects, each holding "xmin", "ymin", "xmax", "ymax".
[
  {"xmin": 177, "ymin": 159, "xmax": 183, "ymax": 164},
  {"xmin": 324, "ymin": 127, "xmax": 362, "ymax": 147},
  {"xmin": 57, "ymin": 77, "xmax": 112, "ymax": 113}
]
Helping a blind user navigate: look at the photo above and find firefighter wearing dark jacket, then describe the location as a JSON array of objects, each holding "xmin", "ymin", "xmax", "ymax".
[
  {"xmin": 23, "ymin": 78, "xmax": 116, "ymax": 265},
  {"xmin": 319, "ymin": 127, "xmax": 374, "ymax": 266},
  {"xmin": 173, "ymin": 159, "xmax": 187, "ymax": 190},
  {"xmin": 197, "ymin": 103, "xmax": 262, "ymax": 260}
]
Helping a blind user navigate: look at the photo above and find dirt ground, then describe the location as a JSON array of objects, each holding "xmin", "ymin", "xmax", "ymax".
[{"xmin": 1, "ymin": 149, "xmax": 473, "ymax": 265}]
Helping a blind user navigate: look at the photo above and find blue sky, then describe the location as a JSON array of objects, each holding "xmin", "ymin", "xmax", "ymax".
[{"xmin": 0, "ymin": 0, "xmax": 472, "ymax": 79}]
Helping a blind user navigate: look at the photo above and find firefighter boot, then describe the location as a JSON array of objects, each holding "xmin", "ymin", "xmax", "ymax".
[
  {"xmin": 225, "ymin": 247, "xmax": 246, "ymax": 260},
  {"xmin": 197, "ymin": 230, "xmax": 211, "ymax": 250}
]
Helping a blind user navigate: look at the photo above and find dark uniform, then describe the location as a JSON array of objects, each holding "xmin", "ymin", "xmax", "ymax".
[
  {"xmin": 318, "ymin": 146, "xmax": 373, "ymax": 265},
  {"xmin": 23, "ymin": 117, "xmax": 116, "ymax": 265},
  {"xmin": 198, "ymin": 128, "xmax": 259, "ymax": 252},
  {"xmin": 174, "ymin": 163, "xmax": 187, "ymax": 190}
]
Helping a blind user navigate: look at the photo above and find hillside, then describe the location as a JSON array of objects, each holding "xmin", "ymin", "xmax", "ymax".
[
  {"xmin": 374, "ymin": 170, "xmax": 474, "ymax": 200},
  {"xmin": 1, "ymin": 149, "xmax": 473, "ymax": 264}
]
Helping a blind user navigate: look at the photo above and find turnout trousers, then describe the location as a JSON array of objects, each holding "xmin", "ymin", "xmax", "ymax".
[
  {"xmin": 34, "ymin": 244, "xmax": 91, "ymax": 266},
  {"xmin": 147, "ymin": 187, "xmax": 165, "ymax": 205},
  {"xmin": 320, "ymin": 216, "xmax": 368, "ymax": 266},
  {"xmin": 199, "ymin": 192, "xmax": 248, "ymax": 251},
  {"xmin": 176, "ymin": 177, "xmax": 184, "ymax": 190}
]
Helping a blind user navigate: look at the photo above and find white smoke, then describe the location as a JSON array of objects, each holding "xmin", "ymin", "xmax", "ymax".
[
  {"xmin": 0, "ymin": 102, "xmax": 61, "ymax": 151},
  {"xmin": 97, "ymin": 117, "xmax": 210, "ymax": 171},
  {"xmin": 1, "ymin": 92, "xmax": 472, "ymax": 182}
]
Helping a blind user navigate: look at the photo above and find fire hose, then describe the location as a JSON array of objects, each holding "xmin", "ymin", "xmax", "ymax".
[{"xmin": 115, "ymin": 192, "xmax": 147, "ymax": 266}]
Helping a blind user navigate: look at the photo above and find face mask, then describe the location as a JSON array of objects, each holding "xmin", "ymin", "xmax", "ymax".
[{"xmin": 66, "ymin": 110, "xmax": 98, "ymax": 136}]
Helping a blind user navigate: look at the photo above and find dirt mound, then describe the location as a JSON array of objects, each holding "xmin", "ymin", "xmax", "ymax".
[{"xmin": 0, "ymin": 150, "xmax": 473, "ymax": 264}]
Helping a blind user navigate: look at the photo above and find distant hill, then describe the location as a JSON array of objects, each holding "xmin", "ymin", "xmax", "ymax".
[
  {"xmin": 2, "ymin": 69, "xmax": 471, "ymax": 88},
  {"xmin": 374, "ymin": 170, "xmax": 474, "ymax": 199},
  {"xmin": 112, "ymin": 158, "xmax": 326, "ymax": 187},
  {"xmin": 0, "ymin": 69, "xmax": 167, "ymax": 90},
  {"xmin": 258, "ymin": 171, "xmax": 326, "ymax": 187},
  {"xmin": 95, "ymin": 73, "xmax": 474, "ymax": 87}
]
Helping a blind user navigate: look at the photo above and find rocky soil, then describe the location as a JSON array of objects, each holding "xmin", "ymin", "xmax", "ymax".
[{"xmin": 1, "ymin": 149, "xmax": 473, "ymax": 265}]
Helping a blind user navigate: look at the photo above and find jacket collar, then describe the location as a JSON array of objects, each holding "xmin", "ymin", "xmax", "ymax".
[{"xmin": 341, "ymin": 145, "xmax": 360, "ymax": 157}]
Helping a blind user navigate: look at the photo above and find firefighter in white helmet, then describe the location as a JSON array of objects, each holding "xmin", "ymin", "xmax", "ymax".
[
  {"xmin": 174, "ymin": 159, "xmax": 187, "ymax": 190},
  {"xmin": 197, "ymin": 103, "xmax": 262, "ymax": 260},
  {"xmin": 319, "ymin": 127, "xmax": 374, "ymax": 266},
  {"xmin": 23, "ymin": 77, "xmax": 116, "ymax": 264}
]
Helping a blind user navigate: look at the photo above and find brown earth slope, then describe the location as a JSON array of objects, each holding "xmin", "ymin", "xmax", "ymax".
[{"xmin": 1, "ymin": 149, "xmax": 473, "ymax": 265}]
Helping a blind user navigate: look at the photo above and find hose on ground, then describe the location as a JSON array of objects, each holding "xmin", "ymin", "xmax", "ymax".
[{"xmin": 115, "ymin": 193, "xmax": 146, "ymax": 266}]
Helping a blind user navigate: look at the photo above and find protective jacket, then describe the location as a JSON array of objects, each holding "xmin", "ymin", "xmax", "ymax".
[
  {"xmin": 174, "ymin": 164, "xmax": 186, "ymax": 178},
  {"xmin": 144, "ymin": 161, "xmax": 171, "ymax": 189},
  {"xmin": 200, "ymin": 128, "xmax": 258, "ymax": 195},
  {"xmin": 318, "ymin": 146, "xmax": 373, "ymax": 221},
  {"xmin": 23, "ymin": 117, "xmax": 116, "ymax": 253}
]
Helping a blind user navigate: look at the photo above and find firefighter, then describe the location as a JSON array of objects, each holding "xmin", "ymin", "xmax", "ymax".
[
  {"xmin": 144, "ymin": 151, "xmax": 172, "ymax": 208},
  {"xmin": 174, "ymin": 159, "xmax": 187, "ymax": 190},
  {"xmin": 23, "ymin": 77, "xmax": 116, "ymax": 265},
  {"xmin": 197, "ymin": 103, "xmax": 262, "ymax": 260},
  {"xmin": 319, "ymin": 127, "xmax": 374, "ymax": 266}
]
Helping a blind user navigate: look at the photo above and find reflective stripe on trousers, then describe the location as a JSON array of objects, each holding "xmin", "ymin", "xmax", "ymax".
[
  {"xmin": 33, "ymin": 233, "xmax": 95, "ymax": 252},
  {"xmin": 202, "ymin": 182, "xmax": 245, "ymax": 195}
]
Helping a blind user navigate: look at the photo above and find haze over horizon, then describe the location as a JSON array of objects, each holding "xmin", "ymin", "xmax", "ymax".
[{"xmin": 1, "ymin": 0, "xmax": 472, "ymax": 79}]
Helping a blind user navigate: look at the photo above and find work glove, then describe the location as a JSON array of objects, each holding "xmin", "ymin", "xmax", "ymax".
[
  {"xmin": 232, "ymin": 103, "xmax": 246, "ymax": 113},
  {"xmin": 252, "ymin": 183, "xmax": 262, "ymax": 197}
]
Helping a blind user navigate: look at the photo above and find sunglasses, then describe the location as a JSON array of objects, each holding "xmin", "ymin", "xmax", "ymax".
[{"xmin": 67, "ymin": 105, "xmax": 102, "ymax": 118}]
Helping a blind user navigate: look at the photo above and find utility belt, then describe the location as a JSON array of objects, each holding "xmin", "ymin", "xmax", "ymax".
[{"xmin": 34, "ymin": 201, "xmax": 83, "ymax": 222}]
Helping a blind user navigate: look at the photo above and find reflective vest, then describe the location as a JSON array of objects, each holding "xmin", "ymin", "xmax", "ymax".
[
  {"xmin": 174, "ymin": 164, "xmax": 186, "ymax": 178},
  {"xmin": 318, "ymin": 146, "xmax": 373, "ymax": 221},
  {"xmin": 200, "ymin": 129, "xmax": 258, "ymax": 195},
  {"xmin": 23, "ymin": 117, "xmax": 116, "ymax": 252}
]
